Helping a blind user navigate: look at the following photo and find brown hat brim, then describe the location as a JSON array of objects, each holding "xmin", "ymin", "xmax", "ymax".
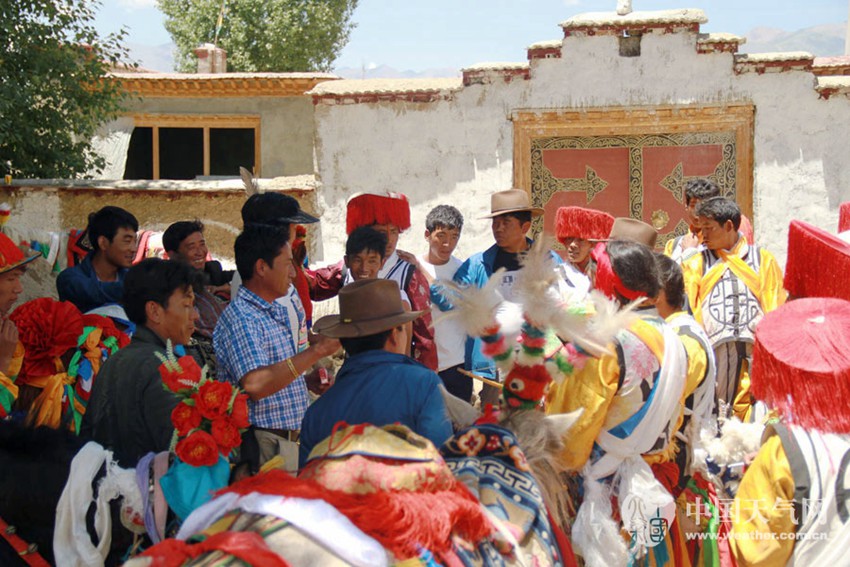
[
  {"xmin": 313, "ymin": 309, "xmax": 424, "ymax": 339},
  {"xmin": 479, "ymin": 206, "xmax": 545, "ymax": 220},
  {"xmin": 0, "ymin": 252, "xmax": 39, "ymax": 275}
]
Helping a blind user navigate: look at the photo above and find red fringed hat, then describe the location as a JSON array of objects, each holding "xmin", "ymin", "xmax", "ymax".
[
  {"xmin": 751, "ymin": 298, "xmax": 850, "ymax": 434},
  {"xmin": 840, "ymin": 202, "xmax": 850, "ymax": 233},
  {"xmin": 555, "ymin": 206, "xmax": 615, "ymax": 243},
  {"xmin": 784, "ymin": 220, "xmax": 850, "ymax": 301},
  {"xmin": 346, "ymin": 192, "xmax": 411, "ymax": 235}
]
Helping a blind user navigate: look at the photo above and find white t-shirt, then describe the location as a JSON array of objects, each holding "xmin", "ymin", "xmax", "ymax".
[{"xmin": 417, "ymin": 254, "xmax": 465, "ymax": 371}]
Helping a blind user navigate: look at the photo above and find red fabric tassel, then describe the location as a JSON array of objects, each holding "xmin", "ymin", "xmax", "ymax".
[
  {"xmin": 219, "ymin": 469, "xmax": 493, "ymax": 560},
  {"xmin": 840, "ymin": 202, "xmax": 850, "ymax": 233},
  {"xmin": 140, "ymin": 531, "xmax": 289, "ymax": 567},
  {"xmin": 590, "ymin": 243, "xmax": 647, "ymax": 302},
  {"xmin": 752, "ymin": 297, "xmax": 850, "ymax": 434},
  {"xmin": 784, "ymin": 220, "xmax": 850, "ymax": 301},
  {"xmin": 555, "ymin": 206, "xmax": 615, "ymax": 242},
  {"xmin": 346, "ymin": 193, "xmax": 411, "ymax": 234}
]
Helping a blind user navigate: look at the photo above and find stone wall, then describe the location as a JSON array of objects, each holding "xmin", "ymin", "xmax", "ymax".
[{"xmin": 308, "ymin": 9, "xmax": 850, "ymax": 266}]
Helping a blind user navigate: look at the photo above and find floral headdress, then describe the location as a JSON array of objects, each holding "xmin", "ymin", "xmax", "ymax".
[{"xmin": 157, "ymin": 342, "xmax": 250, "ymax": 468}]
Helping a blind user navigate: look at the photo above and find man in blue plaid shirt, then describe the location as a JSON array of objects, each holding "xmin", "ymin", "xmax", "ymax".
[{"xmin": 214, "ymin": 224, "xmax": 339, "ymax": 468}]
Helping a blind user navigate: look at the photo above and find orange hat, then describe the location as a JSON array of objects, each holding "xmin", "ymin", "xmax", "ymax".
[
  {"xmin": 0, "ymin": 233, "xmax": 38, "ymax": 275},
  {"xmin": 840, "ymin": 202, "xmax": 850, "ymax": 233},
  {"xmin": 555, "ymin": 206, "xmax": 615, "ymax": 243},
  {"xmin": 784, "ymin": 220, "xmax": 850, "ymax": 301},
  {"xmin": 751, "ymin": 297, "xmax": 850, "ymax": 434},
  {"xmin": 346, "ymin": 193, "xmax": 411, "ymax": 235}
]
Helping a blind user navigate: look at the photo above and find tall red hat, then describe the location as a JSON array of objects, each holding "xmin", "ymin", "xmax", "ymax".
[
  {"xmin": 555, "ymin": 207, "xmax": 615, "ymax": 243},
  {"xmin": 346, "ymin": 192, "xmax": 411, "ymax": 235},
  {"xmin": 0, "ymin": 233, "xmax": 38, "ymax": 274},
  {"xmin": 784, "ymin": 220, "xmax": 850, "ymax": 301},
  {"xmin": 751, "ymin": 297, "xmax": 850, "ymax": 434},
  {"xmin": 839, "ymin": 202, "xmax": 850, "ymax": 233}
]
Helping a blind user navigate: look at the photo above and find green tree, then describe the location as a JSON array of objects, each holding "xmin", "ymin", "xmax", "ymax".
[
  {"xmin": 158, "ymin": 0, "xmax": 358, "ymax": 73},
  {"xmin": 0, "ymin": 0, "xmax": 133, "ymax": 179}
]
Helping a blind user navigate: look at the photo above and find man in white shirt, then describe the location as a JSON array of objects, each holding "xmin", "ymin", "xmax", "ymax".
[{"xmin": 403, "ymin": 205, "xmax": 470, "ymax": 401}]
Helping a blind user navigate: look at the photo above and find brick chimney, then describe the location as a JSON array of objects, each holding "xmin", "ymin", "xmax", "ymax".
[{"xmin": 194, "ymin": 43, "xmax": 227, "ymax": 73}]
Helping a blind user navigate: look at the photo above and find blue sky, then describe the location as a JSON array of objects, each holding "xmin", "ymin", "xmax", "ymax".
[{"xmin": 96, "ymin": 0, "xmax": 848, "ymax": 71}]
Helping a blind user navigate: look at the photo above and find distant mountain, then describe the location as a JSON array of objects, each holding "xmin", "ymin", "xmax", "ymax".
[
  {"xmin": 333, "ymin": 64, "xmax": 460, "ymax": 79},
  {"xmin": 128, "ymin": 42, "xmax": 175, "ymax": 72},
  {"xmin": 741, "ymin": 23, "xmax": 846, "ymax": 56}
]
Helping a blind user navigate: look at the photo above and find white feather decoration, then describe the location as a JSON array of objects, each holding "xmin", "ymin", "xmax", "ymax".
[
  {"xmin": 239, "ymin": 166, "xmax": 259, "ymax": 196},
  {"xmin": 433, "ymin": 269, "xmax": 507, "ymax": 337}
]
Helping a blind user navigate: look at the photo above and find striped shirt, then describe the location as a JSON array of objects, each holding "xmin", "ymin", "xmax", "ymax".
[{"xmin": 213, "ymin": 286, "xmax": 308, "ymax": 429}]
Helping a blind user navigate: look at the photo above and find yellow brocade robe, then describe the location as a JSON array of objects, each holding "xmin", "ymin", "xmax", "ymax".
[
  {"xmin": 730, "ymin": 434, "xmax": 795, "ymax": 566},
  {"xmin": 545, "ymin": 316, "xmax": 675, "ymax": 471}
]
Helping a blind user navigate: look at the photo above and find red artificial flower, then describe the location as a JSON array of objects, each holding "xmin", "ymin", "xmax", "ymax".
[
  {"xmin": 229, "ymin": 393, "xmax": 250, "ymax": 429},
  {"xmin": 193, "ymin": 381, "xmax": 234, "ymax": 420},
  {"xmin": 175, "ymin": 430, "xmax": 219, "ymax": 467},
  {"xmin": 171, "ymin": 401, "xmax": 202, "ymax": 436},
  {"xmin": 160, "ymin": 355, "xmax": 202, "ymax": 393},
  {"xmin": 211, "ymin": 418, "xmax": 242, "ymax": 455}
]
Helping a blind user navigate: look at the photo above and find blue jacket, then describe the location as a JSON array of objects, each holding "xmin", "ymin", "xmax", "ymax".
[
  {"xmin": 57, "ymin": 254, "xmax": 128, "ymax": 313},
  {"xmin": 432, "ymin": 241, "xmax": 563, "ymax": 379},
  {"xmin": 298, "ymin": 350, "xmax": 452, "ymax": 467}
]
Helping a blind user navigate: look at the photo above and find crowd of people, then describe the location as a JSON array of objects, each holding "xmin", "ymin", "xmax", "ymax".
[{"xmin": 0, "ymin": 178, "xmax": 848, "ymax": 567}]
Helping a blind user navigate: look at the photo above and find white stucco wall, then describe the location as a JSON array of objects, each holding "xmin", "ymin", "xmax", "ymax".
[
  {"xmin": 96, "ymin": 96, "xmax": 316, "ymax": 179},
  {"xmin": 311, "ymin": 27, "xmax": 850, "ymax": 266}
]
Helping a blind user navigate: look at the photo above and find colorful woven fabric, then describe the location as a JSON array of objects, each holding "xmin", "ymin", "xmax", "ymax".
[{"xmin": 442, "ymin": 423, "xmax": 566, "ymax": 566}]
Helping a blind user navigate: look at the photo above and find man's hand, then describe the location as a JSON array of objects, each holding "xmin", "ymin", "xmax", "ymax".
[
  {"xmin": 0, "ymin": 318, "xmax": 18, "ymax": 375},
  {"xmin": 680, "ymin": 231, "xmax": 701, "ymax": 250},
  {"xmin": 305, "ymin": 366, "xmax": 335, "ymax": 396},
  {"xmin": 309, "ymin": 333, "xmax": 340, "ymax": 358},
  {"xmin": 396, "ymin": 249, "xmax": 419, "ymax": 268},
  {"xmin": 396, "ymin": 249, "xmax": 434, "ymax": 285}
]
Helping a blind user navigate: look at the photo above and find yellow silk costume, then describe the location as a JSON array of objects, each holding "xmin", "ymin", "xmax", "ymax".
[
  {"xmin": 730, "ymin": 434, "xmax": 795, "ymax": 566},
  {"xmin": 681, "ymin": 237, "xmax": 786, "ymax": 420},
  {"xmin": 546, "ymin": 316, "xmax": 674, "ymax": 471},
  {"xmin": 0, "ymin": 342, "xmax": 24, "ymax": 417}
]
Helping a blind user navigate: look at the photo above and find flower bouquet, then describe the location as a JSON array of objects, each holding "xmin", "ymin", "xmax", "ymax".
[
  {"xmin": 157, "ymin": 341, "xmax": 250, "ymax": 467},
  {"xmin": 157, "ymin": 342, "xmax": 251, "ymax": 519}
]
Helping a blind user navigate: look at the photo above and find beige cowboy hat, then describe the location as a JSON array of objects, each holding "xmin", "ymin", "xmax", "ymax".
[
  {"xmin": 480, "ymin": 189, "xmax": 544, "ymax": 219},
  {"xmin": 313, "ymin": 279, "xmax": 424, "ymax": 338},
  {"xmin": 607, "ymin": 217, "xmax": 658, "ymax": 248}
]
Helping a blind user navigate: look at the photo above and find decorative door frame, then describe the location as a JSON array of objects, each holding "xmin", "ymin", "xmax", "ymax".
[{"xmin": 511, "ymin": 104, "xmax": 754, "ymax": 243}]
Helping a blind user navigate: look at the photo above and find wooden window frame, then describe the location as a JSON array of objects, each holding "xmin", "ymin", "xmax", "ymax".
[{"xmin": 131, "ymin": 114, "xmax": 262, "ymax": 180}]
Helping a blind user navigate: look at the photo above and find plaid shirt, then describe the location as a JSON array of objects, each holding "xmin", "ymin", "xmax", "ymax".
[{"xmin": 213, "ymin": 286, "xmax": 308, "ymax": 429}]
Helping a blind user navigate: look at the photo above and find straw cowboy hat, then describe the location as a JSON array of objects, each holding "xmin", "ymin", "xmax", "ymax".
[
  {"xmin": 0, "ymin": 232, "xmax": 38, "ymax": 275},
  {"xmin": 480, "ymin": 189, "xmax": 544, "ymax": 219},
  {"xmin": 607, "ymin": 217, "xmax": 658, "ymax": 248},
  {"xmin": 313, "ymin": 279, "xmax": 424, "ymax": 338}
]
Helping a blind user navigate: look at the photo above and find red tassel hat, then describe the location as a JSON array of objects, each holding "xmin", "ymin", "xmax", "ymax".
[
  {"xmin": 554, "ymin": 206, "xmax": 615, "ymax": 244},
  {"xmin": 840, "ymin": 202, "xmax": 850, "ymax": 233},
  {"xmin": 784, "ymin": 220, "xmax": 850, "ymax": 301},
  {"xmin": 346, "ymin": 192, "xmax": 411, "ymax": 235},
  {"xmin": 751, "ymin": 297, "xmax": 850, "ymax": 434}
]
